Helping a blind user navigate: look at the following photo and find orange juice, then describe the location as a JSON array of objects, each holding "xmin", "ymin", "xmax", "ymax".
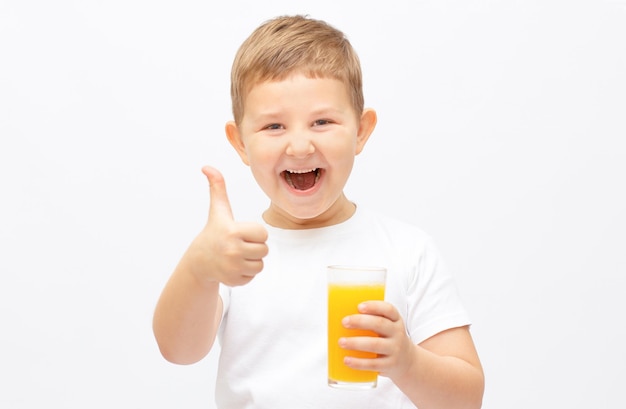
[{"xmin": 328, "ymin": 283, "xmax": 385, "ymax": 386}]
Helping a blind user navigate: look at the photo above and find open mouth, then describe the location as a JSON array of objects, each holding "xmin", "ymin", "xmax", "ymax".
[{"xmin": 282, "ymin": 168, "xmax": 321, "ymax": 191}]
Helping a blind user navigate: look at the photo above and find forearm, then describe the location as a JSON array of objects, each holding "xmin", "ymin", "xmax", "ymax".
[
  {"xmin": 393, "ymin": 344, "xmax": 484, "ymax": 409},
  {"xmin": 152, "ymin": 255, "xmax": 222, "ymax": 365}
]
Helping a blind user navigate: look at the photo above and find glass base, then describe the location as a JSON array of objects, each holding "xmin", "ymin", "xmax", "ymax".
[{"xmin": 328, "ymin": 379, "xmax": 377, "ymax": 390}]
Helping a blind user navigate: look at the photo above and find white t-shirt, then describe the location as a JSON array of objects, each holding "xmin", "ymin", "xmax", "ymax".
[{"xmin": 216, "ymin": 207, "xmax": 470, "ymax": 408}]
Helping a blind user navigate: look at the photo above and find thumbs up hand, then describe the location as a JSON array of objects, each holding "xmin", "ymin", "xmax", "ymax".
[{"xmin": 187, "ymin": 166, "xmax": 268, "ymax": 287}]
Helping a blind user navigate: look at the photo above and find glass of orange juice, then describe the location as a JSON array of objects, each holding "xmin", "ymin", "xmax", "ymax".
[{"xmin": 327, "ymin": 265, "xmax": 386, "ymax": 389}]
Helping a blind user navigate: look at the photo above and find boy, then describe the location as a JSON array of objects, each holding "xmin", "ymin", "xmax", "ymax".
[{"xmin": 153, "ymin": 15, "xmax": 484, "ymax": 408}]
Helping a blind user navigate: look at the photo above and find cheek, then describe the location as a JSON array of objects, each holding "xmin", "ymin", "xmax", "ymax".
[
  {"xmin": 246, "ymin": 144, "xmax": 277, "ymax": 172},
  {"xmin": 328, "ymin": 140, "xmax": 358, "ymax": 164}
]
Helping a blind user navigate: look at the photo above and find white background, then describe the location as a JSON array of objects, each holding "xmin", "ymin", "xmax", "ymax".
[{"xmin": 1, "ymin": 0, "xmax": 625, "ymax": 408}]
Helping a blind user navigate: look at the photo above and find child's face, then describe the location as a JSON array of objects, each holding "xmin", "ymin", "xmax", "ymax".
[{"xmin": 226, "ymin": 74, "xmax": 376, "ymax": 229}]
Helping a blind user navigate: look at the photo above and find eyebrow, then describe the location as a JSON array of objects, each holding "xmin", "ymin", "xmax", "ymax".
[
  {"xmin": 252, "ymin": 106, "xmax": 344, "ymax": 120},
  {"xmin": 310, "ymin": 106, "xmax": 344, "ymax": 116},
  {"xmin": 249, "ymin": 111, "xmax": 282, "ymax": 123}
]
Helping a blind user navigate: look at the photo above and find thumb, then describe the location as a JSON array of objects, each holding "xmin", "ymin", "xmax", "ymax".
[{"xmin": 202, "ymin": 166, "xmax": 234, "ymax": 220}]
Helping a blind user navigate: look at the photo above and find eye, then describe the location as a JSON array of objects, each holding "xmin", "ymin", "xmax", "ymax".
[
  {"xmin": 264, "ymin": 123, "xmax": 284, "ymax": 130},
  {"xmin": 313, "ymin": 119, "xmax": 333, "ymax": 126}
]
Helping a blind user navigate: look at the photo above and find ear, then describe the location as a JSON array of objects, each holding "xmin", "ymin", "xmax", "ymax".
[
  {"xmin": 225, "ymin": 121, "xmax": 250, "ymax": 166},
  {"xmin": 355, "ymin": 108, "xmax": 377, "ymax": 155}
]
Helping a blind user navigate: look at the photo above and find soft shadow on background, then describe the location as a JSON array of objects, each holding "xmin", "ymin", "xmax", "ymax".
[{"xmin": 1, "ymin": 1, "xmax": 624, "ymax": 408}]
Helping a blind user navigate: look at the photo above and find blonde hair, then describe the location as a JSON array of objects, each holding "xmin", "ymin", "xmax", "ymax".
[{"xmin": 230, "ymin": 15, "xmax": 364, "ymax": 124}]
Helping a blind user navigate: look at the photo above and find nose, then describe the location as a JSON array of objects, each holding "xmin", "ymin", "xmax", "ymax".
[{"xmin": 285, "ymin": 132, "xmax": 315, "ymax": 158}]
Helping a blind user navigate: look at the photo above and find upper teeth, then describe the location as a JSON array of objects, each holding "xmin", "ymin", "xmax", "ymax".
[{"xmin": 287, "ymin": 168, "xmax": 317, "ymax": 174}]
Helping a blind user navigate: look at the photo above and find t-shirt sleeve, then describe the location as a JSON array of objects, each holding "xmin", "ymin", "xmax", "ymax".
[{"xmin": 406, "ymin": 237, "xmax": 471, "ymax": 345}]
